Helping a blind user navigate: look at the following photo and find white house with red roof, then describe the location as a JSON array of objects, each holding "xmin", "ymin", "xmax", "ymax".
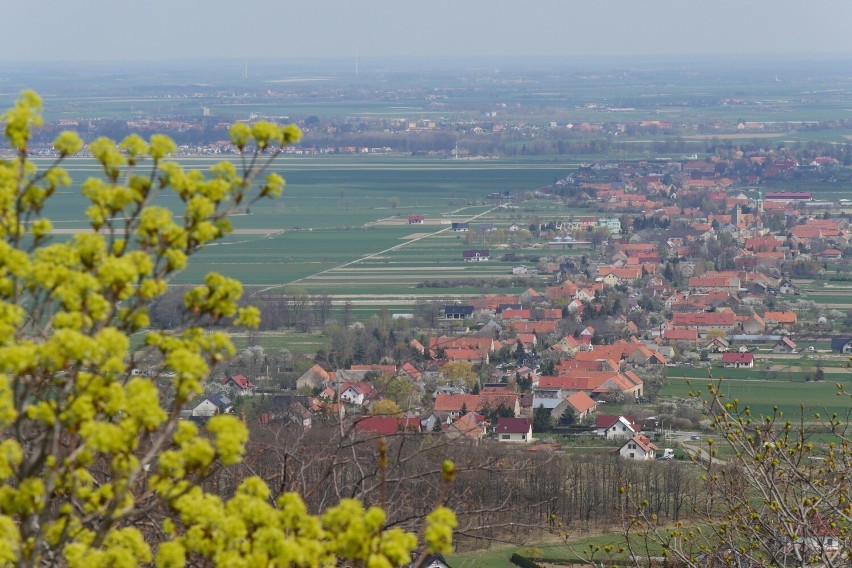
[
  {"xmin": 495, "ymin": 417, "xmax": 533, "ymax": 443},
  {"xmin": 721, "ymin": 352, "xmax": 754, "ymax": 368},
  {"xmin": 619, "ymin": 434, "xmax": 658, "ymax": 460},
  {"xmin": 596, "ymin": 415, "xmax": 641, "ymax": 439},
  {"xmin": 221, "ymin": 374, "xmax": 256, "ymax": 396},
  {"xmin": 819, "ymin": 248, "xmax": 842, "ymax": 261},
  {"xmin": 340, "ymin": 382, "xmax": 376, "ymax": 406}
]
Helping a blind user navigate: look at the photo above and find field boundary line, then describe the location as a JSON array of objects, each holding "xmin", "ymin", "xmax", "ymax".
[{"xmin": 251, "ymin": 205, "xmax": 504, "ymax": 296}]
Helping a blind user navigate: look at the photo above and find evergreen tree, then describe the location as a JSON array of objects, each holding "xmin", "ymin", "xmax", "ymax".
[{"xmin": 532, "ymin": 404, "xmax": 552, "ymax": 433}]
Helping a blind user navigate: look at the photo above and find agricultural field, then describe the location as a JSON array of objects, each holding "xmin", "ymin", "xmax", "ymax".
[
  {"xmin": 38, "ymin": 157, "xmax": 587, "ymax": 302},
  {"xmin": 793, "ymin": 279, "xmax": 852, "ymax": 308},
  {"xmin": 660, "ymin": 375, "xmax": 851, "ymax": 420}
]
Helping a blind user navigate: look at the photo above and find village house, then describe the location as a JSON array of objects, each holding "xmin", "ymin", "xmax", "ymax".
[
  {"xmin": 773, "ymin": 337, "xmax": 797, "ymax": 354},
  {"xmin": 670, "ymin": 311, "xmax": 738, "ymax": 336},
  {"xmin": 296, "ymin": 364, "xmax": 331, "ymax": 391},
  {"xmin": 539, "ymin": 370, "xmax": 644, "ymax": 400},
  {"xmin": 563, "ymin": 391, "xmax": 597, "ymax": 423},
  {"xmin": 722, "ymin": 352, "xmax": 754, "ymax": 368},
  {"xmin": 662, "ymin": 328, "xmax": 699, "ymax": 346},
  {"xmin": 595, "ymin": 415, "xmax": 641, "ymax": 439},
  {"xmin": 831, "ymin": 337, "xmax": 852, "ymax": 354},
  {"xmin": 355, "ymin": 416, "xmax": 422, "ymax": 436},
  {"xmin": 220, "ymin": 374, "xmax": 256, "ymax": 396},
  {"xmin": 191, "ymin": 394, "xmax": 233, "ymax": 418},
  {"xmin": 339, "ymin": 382, "xmax": 376, "ymax": 406},
  {"xmin": 444, "ymin": 412, "xmax": 487, "ymax": 442},
  {"xmin": 704, "ymin": 336, "xmax": 730, "ymax": 353},
  {"xmin": 763, "ymin": 311, "xmax": 797, "ymax": 329},
  {"xmin": 495, "ymin": 417, "xmax": 533, "ymax": 442},
  {"xmin": 433, "ymin": 393, "xmax": 520, "ymax": 418},
  {"xmin": 619, "ymin": 434, "xmax": 658, "ymax": 460},
  {"xmin": 531, "ymin": 387, "xmax": 570, "ymax": 421},
  {"xmin": 444, "ymin": 305, "xmax": 475, "ymax": 320},
  {"xmin": 462, "ymin": 249, "xmax": 490, "ymax": 262}
]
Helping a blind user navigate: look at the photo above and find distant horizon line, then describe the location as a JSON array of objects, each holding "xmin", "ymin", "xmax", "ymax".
[{"xmin": 1, "ymin": 51, "xmax": 851, "ymax": 66}]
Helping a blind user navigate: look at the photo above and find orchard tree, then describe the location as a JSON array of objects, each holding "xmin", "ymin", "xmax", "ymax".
[
  {"xmin": 370, "ymin": 399, "xmax": 403, "ymax": 418},
  {"xmin": 439, "ymin": 361, "xmax": 478, "ymax": 390},
  {"xmin": 0, "ymin": 92, "xmax": 455, "ymax": 566}
]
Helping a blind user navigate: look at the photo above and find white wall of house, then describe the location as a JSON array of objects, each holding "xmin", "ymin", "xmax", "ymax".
[
  {"xmin": 619, "ymin": 441, "xmax": 654, "ymax": 460},
  {"xmin": 598, "ymin": 419, "xmax": 636, "ymax": 439},
  {"xmin": 341, "ymin": 388, "xmax": 365, "ymax": 405},
  {"xmin": 192, "ymin": 400, "xmax": 219, "ymax": 417},
  {"xmin": 498, "ymin": 428, "xmax": 532, "ymax": 443}
]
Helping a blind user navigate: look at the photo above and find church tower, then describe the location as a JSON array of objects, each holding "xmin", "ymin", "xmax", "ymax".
[{"xmin": 732, "ymin": 203, "xmax": 741, "ymax": 226}]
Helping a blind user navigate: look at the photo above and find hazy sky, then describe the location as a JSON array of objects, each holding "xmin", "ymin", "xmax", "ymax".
[{"xmin": 5, "ymin": 0, "xmax": 852, "ymax": 62}]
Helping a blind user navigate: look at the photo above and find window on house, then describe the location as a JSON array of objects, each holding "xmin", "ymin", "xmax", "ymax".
[
  {"xmin": 502, "ymin": 434, "xmax": 510, "ymax": 439},
  {"xmin": 629, "ymin": 452, "xmax": 634, "ymax": 458}
]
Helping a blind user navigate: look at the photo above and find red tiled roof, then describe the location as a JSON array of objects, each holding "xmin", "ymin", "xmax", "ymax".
[
  {"xmin": 595, "ymin": 414, "xmax": 640, "ymax": 431},
  {"xmin": 222, "ymin": 374, "xmax": 254, "ymax": 389},
  {"xmin": 626, "ymin": 434, "xmax": 657, "ymax": 453},
  {"xmin": 566, "ymin": 391, "xmax": 597, "ymax": 414},
  {"xmin": 764, "ymin": 311, "xmax": 797, "ymax": 324},
  {"xmin": 671, "ymin": 312, "xmax": 737, "ymax": 327},
  {"xmin": 721, "ymin": 352, "xmax": 753, "ymax": 364},
  {"xmin": 495, "ymin": 417, "xmax": 532, "ymax": 434},
  {"xmin": 433, "ymin": 394, "xmax": 519, "ymax": 413},
  {"xmin": 355, "ymin": 416, "xmax": 401, "ymax": 435},
  {"xmin": 664, "ymin": 329, "xmax": 699, "ymax": 341}
]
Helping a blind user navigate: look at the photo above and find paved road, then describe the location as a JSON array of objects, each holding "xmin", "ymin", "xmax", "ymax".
[{"xmin": 674, "ymin": 432, "xmax": 726, "ymax": 466}]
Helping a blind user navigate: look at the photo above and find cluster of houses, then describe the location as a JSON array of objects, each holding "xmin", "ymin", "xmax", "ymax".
[
  {"xmin": 185, "ymin": 364, "xmax": 662, "ymax": 460},
  {"xmin": 181, "ymin": 154, "xmax": 852, "ymax": 464}
]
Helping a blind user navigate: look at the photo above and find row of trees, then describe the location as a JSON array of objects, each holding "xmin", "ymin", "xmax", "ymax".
[{"xmin": 234, "ymin": 422, "xmax": 703, "ymax": 550}]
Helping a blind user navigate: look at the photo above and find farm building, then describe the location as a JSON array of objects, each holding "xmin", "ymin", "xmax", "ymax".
[
  {"xmin": 451, "ymin": 222, "xmax": 469, "ymax": 232},
  {"xmin": 763, "ymin": 192, "xmax": 812, "ymax": 202},
  {"xmin": 408, "ymin": 215, "xmax": 424, "ymax": 224}
]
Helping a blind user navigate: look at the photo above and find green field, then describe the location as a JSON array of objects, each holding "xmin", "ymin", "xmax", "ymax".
[
  {"xmin": 34, "ymin": 157, "xmax": 588, "ymax": 307},
  {"xmin": 46, "ymin": 157, "xmax": 572, "ymax": 227},
  {"xmin": 661, "ymin": 376, "xmax": 851, "ymax": 420}
]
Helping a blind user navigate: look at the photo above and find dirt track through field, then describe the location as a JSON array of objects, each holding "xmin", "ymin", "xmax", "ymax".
[{"xmin": 251, "ymin": 204, "xmax": 504, "ymax": 296}]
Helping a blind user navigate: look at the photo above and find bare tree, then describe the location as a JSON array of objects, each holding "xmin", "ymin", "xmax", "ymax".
[{"xmin": 626, "ymin": 380, "xmax": 852, "ymax": 567}]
